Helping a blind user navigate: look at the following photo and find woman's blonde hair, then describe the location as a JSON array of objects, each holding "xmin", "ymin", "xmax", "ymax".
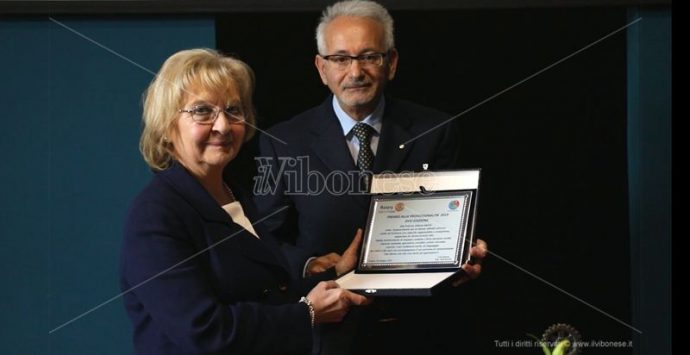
[{"xmin": 139, "ymin": 48, "xmax": 256, "ymax": 171}]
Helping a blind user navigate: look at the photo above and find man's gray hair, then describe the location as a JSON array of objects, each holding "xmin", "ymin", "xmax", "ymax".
[{"xmin": 315, "ymin": 0, "xmax": 395, "ymax": 55}]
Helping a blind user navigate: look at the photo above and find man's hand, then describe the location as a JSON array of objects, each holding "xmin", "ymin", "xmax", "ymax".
[
  {"xmin": 306, "ymin": 253, "xmax": 341, "ymax": 275},
  {"xmin": 335, "ymin": 228, "xmax": 362, "ymax": 276},
  {"xmin": 306, "ymin": 229, "xmax": 363, "ymax": 277},
  {"xmin": 452, "ymin": 238, "xmax": 488, "ymax": 287}
]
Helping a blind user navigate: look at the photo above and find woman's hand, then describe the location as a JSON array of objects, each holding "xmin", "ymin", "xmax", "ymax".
[{"xmin": 306, "ymin": 280, "xmax": 371, "ymax": 324}]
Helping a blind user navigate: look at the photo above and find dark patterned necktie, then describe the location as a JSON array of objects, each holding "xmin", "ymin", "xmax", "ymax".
[{"xmin": 352, "ymin": 122, "xmax": 374, "ymax": 172}]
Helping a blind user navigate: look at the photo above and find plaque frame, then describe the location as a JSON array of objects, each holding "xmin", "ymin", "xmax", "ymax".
[{"xmin": 336, "ymin": 169, "xmax": 481, "ymax": 296}]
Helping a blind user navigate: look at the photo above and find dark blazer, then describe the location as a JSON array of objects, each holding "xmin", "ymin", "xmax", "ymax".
[
  {"xmin": 254, "ymin": 96, "xmax": 460, "ymax": 277},
  {"xmin": 254, "ymin": 96, "xmax": 463, "ymax": 354},
  {"xmin": 120, "ymin": 163, "xmax": 315, "ymax": 355}
]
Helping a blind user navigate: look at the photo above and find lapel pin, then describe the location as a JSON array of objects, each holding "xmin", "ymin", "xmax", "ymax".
[
  {"xmin": 398, "ymin": 144, "xmax": 405, "ymax": 149},
  {"xmin": 422, "ymin": 163, "xmax": 429, "ymax": 170}
]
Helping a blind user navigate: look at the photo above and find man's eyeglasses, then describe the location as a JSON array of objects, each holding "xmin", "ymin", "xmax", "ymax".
[
  {"xmin": 321, "ymin": 52, "xmax": 387, "ymax": 70},
  {"xmin": 178, "ymin": 104, "xmax": 245, "ymax": 125}
]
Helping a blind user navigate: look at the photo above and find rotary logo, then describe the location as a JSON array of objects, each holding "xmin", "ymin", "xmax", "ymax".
[
  {"xmin": 448, "ymin": 200, "xmax": 460, "ymax": 210},
  {"xmin": 394, "ymin": 202, "xmax": 405, "ymax": 212}
]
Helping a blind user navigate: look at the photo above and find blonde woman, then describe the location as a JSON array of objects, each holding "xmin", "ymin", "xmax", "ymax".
[{"xmin": 120, "ymin": 48, "xmax": 367, "ymax": 355}]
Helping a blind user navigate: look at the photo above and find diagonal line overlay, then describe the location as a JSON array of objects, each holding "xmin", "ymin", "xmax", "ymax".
[
  {"xmin": 49, "ymin": 206, "xmax": 289, "ymax": 334},
  {"xmin": 48, "ymin": 17, "xmax": 287, "ymax": 145},
  {"xmin": 401, "ymin": 17, "xmax": 642, "ymax": 146}
]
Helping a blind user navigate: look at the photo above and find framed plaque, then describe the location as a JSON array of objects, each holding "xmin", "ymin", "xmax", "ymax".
[{"xmin": 336, "ymin": 169, "xmax": 480, "ymax": 296}]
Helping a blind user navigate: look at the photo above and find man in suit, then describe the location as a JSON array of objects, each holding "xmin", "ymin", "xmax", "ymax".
[{"xmin": 254, "ymin": 1, "xmax": 486, "ymax": 353}]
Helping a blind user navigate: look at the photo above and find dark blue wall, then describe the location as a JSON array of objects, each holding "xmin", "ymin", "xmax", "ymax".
[
  {"xmin": 1, "ymin": 17, "xmax": 214, "ymax": 354},
  {"xmin": 627, "ymin": 8, "xmax": 672, "ymax": 355}
]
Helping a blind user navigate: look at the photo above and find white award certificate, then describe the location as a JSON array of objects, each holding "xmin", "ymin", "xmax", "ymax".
[{"xmin": 360, "ymin": 191, "xmax": 472, "ymax": 271}]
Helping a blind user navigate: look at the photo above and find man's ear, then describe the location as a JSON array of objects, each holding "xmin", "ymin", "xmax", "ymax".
[
  {"xmin": 386, "ymin": 48, "xmax": 399, "ymax": 81},
  {"xmin": 315, "ymin": 55, "xmax": 329, "ymax": 85}
]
